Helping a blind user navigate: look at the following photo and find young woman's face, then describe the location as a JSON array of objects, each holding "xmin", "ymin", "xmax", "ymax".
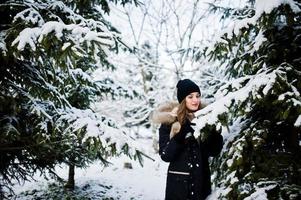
[{"xmin": 185, "ymin": 92, "xmax": 201, "ymax": 112}]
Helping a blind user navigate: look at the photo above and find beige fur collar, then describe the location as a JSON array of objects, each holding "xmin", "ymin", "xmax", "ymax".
[
  {"xmin": 150, "ymin": 101, "xmax": 180, "ymax": 138},
  {"xmin": 151, "ymin": 100, "xmax": 208, "ymax": 139},
  {"xmin": 151, "ymin": 101, "xmax": 179, "ymax": 125},
  {"xmin": 151, "ymin": 100, "xmax": 208, "ymax": 124}
]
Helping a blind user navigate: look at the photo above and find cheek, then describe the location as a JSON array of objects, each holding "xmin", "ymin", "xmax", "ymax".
[
  {"xmin": 185, "ymin": 100, "xmax": 192, "ymax": 107},
  {"xmin": 193, "ymin": 100, "xmax": 200, "ymax": 108},
  {"xmin": 186, "ymin": 100, "xmax": 195, "ymax": 107}
]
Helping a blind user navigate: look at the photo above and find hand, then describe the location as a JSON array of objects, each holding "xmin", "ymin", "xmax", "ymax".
[
  {"xmin": 180, "ymin": 120, "xmax": 195, "ymax": 134},
  {"xmin": 169, "ymin": 107, "xmax": 178, "ymax": 117},
  {"xmin": 173, "ymin": 120, "xmax": 194, "ymax": 142}
]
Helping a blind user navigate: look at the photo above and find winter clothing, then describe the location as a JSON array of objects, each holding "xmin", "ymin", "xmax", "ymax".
[
  {"xmin": 176, "ymin": 79, "xmax": 201, "ymax": 103},
  {"xmin": 152, "ymin": 102, "xmax": 223, "ymax": 200}
]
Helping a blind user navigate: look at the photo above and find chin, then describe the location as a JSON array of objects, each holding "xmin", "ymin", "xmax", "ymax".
[{"xmin": 189, "ymin": 107, "xmax": 199, "ymax": 112}]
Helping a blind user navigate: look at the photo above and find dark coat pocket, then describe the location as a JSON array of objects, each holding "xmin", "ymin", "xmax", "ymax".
[{"xmin": 165, "ymin": 173, "xmax": 189, "ymax": 200}]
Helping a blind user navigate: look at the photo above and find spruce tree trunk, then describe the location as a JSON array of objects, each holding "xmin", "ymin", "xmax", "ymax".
[{"xmin": 65, "ymin": 162, "xmax": 75, "ymax": 190}]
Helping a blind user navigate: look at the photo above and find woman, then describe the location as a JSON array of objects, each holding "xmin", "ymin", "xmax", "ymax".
[{"xmin": 152, "ymin": 79, "xmax": 223, "ymax": 200}]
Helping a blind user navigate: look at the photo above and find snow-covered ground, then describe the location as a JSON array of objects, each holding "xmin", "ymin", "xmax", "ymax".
[{"xmin": 13, "ymin": 137, "xmax": 169, "ymax": 200}]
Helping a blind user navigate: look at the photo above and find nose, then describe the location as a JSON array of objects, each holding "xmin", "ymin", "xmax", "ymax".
[{"xmin": 192, "ymin": 96, "xmax": 199, "ymax": 103}]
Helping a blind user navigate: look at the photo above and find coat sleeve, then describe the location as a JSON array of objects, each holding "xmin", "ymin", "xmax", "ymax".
[
  {"xmin": 158, "ymin": 124, "xmax": 184, "ymax": 162},
  {"xmin": 202, "ymin": 129, "xmax": 223, "ymax": 157}
]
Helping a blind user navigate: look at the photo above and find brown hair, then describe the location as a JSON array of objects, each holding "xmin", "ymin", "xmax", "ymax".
[{"xmin": 177, "ymin": 99, "xmax": 201, "ymax": 126}]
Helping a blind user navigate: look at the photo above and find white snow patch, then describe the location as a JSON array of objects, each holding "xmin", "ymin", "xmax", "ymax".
[{"xmin": 13, "ymin": 138, "xmax": 168, "ymax": 200}]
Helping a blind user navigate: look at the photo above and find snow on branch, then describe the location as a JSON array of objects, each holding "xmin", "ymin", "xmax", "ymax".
[
  {"xmin": 56, "ymin": 108, "xmax": 145, "ymax": 157},
  {"xmin": 192, "ymin": 67, "xmax": 286, "ymax": 138},
  {"xmin": 295, "ymin": 115, "xmax": 301, "ymax": 127},
  {"xmin": 231, "ymin": 0, "xmax": 300, "ymax": 36},
  {"xmin": 70, "ymin": 68, "xmax": 93, "ymax": 82},
  {"xmin": 13, "ymin": 8, "xmax": 45, "ymax": 26},
  {"xmin": 11, "ymin": 21, "xmax": 114, "ymax": 52},
  {"xmin": 211, "ymin": 0, "xmax": 301, "ymax": 45}
]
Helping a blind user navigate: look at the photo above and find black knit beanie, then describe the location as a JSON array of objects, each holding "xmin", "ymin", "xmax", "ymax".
[{"xmin": 176, "ymin": 79, "xmax": 200, "ymax": 103}]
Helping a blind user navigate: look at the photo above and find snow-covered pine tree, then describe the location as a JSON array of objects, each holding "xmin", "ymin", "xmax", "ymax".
[
  {"xmin": 0, "ymin": 0, "xmax": 142, "ymax": 196},
  {"xmin": 193, "ymin": 0, "xmax": 301, "ymax": 199}
]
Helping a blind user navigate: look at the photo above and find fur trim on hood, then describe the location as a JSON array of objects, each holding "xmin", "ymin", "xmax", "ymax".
[
  {"xmin": 151, "ymin": 100, "xmax": 207, "ymax": 139},
  {"xmin": 151, "ymin": 101, "xmax": 179, "ymax": 125},
  {"xmin": 150, "ymin": 101, "xmax": 180, "ymax": 139}
]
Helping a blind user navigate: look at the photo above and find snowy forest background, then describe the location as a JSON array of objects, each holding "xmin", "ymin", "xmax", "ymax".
[{"xmin": 1, "ymin": 0, "xmax": 301, "ymax": 199}]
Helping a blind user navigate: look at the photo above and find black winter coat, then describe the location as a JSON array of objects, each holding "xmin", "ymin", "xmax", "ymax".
[{"xmin": 159, "ymin": 120, "xmax": 223, "ymax": 200}]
